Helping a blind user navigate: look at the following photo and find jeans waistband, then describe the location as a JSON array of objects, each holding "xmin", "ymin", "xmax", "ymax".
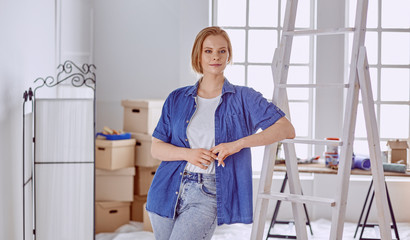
[{"xmin": 183, "ymin": 170, "xmax": 215, "ymax": 184}]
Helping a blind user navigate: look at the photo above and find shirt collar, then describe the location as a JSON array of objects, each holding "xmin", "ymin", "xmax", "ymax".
[{"xmin": 185, "ymin": 78, "xmax": 235, "ymax": 97}]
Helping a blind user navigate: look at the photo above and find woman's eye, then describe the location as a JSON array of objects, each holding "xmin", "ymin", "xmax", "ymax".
[
  {"xmin": 205, "ymin": 50, "xmax": 212, "ymax": 53},
  {"xmin": 220, "ymin": 50, "xmax": 226, "ymax": 53}
]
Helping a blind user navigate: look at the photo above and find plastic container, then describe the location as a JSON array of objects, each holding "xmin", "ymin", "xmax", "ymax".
[
  {"xmin": 96, "ymin": 132, "xmax": 131, "ymax": 140},
  {"xmin": 324, "ymin": 137, "xmax": 340, "ymax": 168}
]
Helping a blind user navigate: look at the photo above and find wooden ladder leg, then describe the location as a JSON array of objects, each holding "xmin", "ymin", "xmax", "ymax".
[
  {"xmin": 283, "ymin": 142, "xmax": 308, "ymax": 240},
  {"xmin": 251, "ymin": 143, "xmax": 279, "ymax": 240},
  {"xmin": 357, "ymin": 46, "xmax": 392, "ymax": 240},
  {"xmin": 330, "ymin": 54, "xmax": 360, "ymax": 240}
]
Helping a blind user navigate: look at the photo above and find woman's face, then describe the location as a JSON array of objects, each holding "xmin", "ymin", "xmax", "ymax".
[{"xmin": 200, "ymin": 34, "xmax": 229, "ymax": 77}]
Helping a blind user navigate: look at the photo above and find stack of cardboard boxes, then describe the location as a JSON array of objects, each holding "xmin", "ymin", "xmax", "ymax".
[
  {"xmin": 122, "ymin": 99, "xmax": 164, "ymax": 232},
  {"xmin": 95, "ymin": 136, "xmax": 136, "ymax": 233}
]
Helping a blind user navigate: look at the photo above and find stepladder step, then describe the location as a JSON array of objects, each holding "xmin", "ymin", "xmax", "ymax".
[
  {"xmin": 281, "ymin": 138, "xmax": 343, "ymax": 146},
  {"xmin": 282, "ymin": 27, "xmax": 355, "ymax": 36},
  {"xmin": 277, "ymin": 83, "xmax": 349, "ymax": 88},
  {"xmin": 258, "ymin": 192, "xmax": 336, "ymax": 207}
]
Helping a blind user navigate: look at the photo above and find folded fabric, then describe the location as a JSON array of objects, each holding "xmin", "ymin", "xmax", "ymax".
[
  {"xmin": 383, "ymin": 163, "xmax": 407, "ymax": 173},
  {"xmin": 353, "ymin": 155, "xmax": 371, "ymax": 170}
]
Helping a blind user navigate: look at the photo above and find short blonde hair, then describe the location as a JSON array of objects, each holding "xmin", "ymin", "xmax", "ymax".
[{"xmin": 191, "ymin": 26, "xmax": 233, "ymax": 74}]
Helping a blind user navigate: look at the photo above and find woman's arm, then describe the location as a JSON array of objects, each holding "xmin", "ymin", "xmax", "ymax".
[
  {"xmin": 151, "ymin": 137, "xmax": 218, "ymax": 170},
  {"xmin": 210, "ymin": 116, "xmax": 295, "ymax": 166}
]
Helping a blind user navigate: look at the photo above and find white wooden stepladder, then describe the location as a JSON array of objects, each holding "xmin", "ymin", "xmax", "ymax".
[{"xmin": 251, "ymin": 0, "xmax": 393, "ymax": 239}]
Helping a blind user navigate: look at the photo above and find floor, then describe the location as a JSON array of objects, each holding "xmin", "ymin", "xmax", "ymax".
[{"xmin": 96, "ymin": 219, "xmax": 410, "ymax": 240}]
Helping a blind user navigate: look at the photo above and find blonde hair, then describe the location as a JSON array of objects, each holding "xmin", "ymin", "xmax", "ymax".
[{"xmin": 191, "ymin": 26, "xmax": 233, "ymax": 74}]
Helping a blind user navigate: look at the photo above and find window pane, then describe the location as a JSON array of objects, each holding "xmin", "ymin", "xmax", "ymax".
[
  {"xmin": 225, "ymin": 64, "xmax": 245, "ymax": 86},
  {"xmin": 251, "ymin": 146, "xmax": 264, "ymax": 171},
  {"xmin": 353, "ymin": 139, "xmax": 370, "ymax": 156},
  {"xmin": 380, "ymin": 105, "xmax": 409, "ymax": 139},
  {"xmin": 348, "ymin": 0, "xmax": 355, "ymax": 27},
  {"xmin": 381, "ymin": 68, "xmax": 409, "ymax": 101},
  {"xmin": 382, "ymin": 32, "xmax": 410, "ymax": 65},
  {"xmin": 225, "ymin": 29, "xmax": 246, "ymax": 63},
  {"xmin": 248, "ymin": 65, "xmax": 274, "ymax": 99},
  {"xmin": 248, "ymin": 30, "xmax": 278, "ymax": 63},
  {"xmin": 288, "ymin": 66, "xmax": 309, "ymax": 84},
  {"xmin": 382, "ymin": 0, "xmax": 410, "ymax": 28},
  {"xmin": 288, "ymin": 89, "xmax": 309, "ymax": 101},
  {"xmin": 290, "ymin": 36, "xmax": 310, "ymax": 64},
  {"xmin": 367, "ymin": 0, "xmax": 378, "ymax": 28},
  {"xmin": 365, "ymin": 32, "xmax": 378, "ymax": 65},
  {"xmin": 289, "ymin": 102, "xmax": 309, "ymax": 136},
  {"xmin": 295, "ymin": 144, "xmax": 309, "ymax": 159},
  {"xmin": 349, "ymin": 0, "xmax": 378, "ymax": 28},
  {"xmin": 348, "ymin": 33, "xmax": 378, "ymax": 65},
  {"xmin": 287, "ymin": 66, "xmax": 310, "ymax": 100},
  {"xmin": 249, "ymin": 0, "xmax": 279, "ymax": 27},
  {"xmin": 295, "ymin": 0, "xmax": 310, "ymax": 28},
  {"xmin": 355, "ymin": 104, "xmax": 366, "ymax": 138},
  {"xmin": 358, "ymin": 68, "xmax": 378, "ymax": 101},
  {"xmin": 216, "ymin": 0, "xmax": 246, "ymax": 27}
]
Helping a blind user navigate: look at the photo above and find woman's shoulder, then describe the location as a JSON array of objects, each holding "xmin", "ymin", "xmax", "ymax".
[
  {"xmin": 230, "ymin": 84, "xmax": 259, "ymax": 97},
  {"xmin": 166, "ymin": 84, "xmax": 196, "ymax": 100}
]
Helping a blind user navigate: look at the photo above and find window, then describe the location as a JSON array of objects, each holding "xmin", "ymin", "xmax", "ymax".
[
  {"xmin": 213, "ymin": 0, "xmax": 315, "ymax": 172},
  {"xmin": 213, "ymin": 0, "xmax": 409, "ymax": 172},
  {"xmin": 348, "ymin": 0, "xmax": 410, "ymax": 163}
]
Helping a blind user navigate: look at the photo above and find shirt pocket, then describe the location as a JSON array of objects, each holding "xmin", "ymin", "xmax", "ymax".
[{"xmin": 224, "ymin": 112, "xmax": 248, "ymax": 141}]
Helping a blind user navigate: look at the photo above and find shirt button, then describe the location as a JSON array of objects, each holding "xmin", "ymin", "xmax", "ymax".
[
  {"xmin": 186, "ymin": 120, "xmax": 189, "ymax": 123},
  {"xmin": 180, "ymin": 172, "xmax": 183, "ymax": 175},
  {"xmin": 185, "ymin": 139, "xmax": 188, "ymax": 141},
  {"xmin": 175, "ymin": 191, "xmax": 178, "ymax": 195}
]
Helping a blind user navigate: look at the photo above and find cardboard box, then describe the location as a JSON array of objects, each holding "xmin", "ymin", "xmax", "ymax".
[
  {"xmin": 387, "ymin": 139, "xmax": 409, "ymax": 165},
  {"xmin": 96, "ymin": 167, "xmax": 135, "ymax": 201},
  {"xmin": 131, "ymin": 132, "xmax": 161, "ymax": 167},
  {"xmin": 131, "ymin": 195, "xmax": 147, "ymax": 222},
  {"xmin": 143, "ymin": 202, "xmax": 153, "ymax": 232},
  {"xmin": 95, "ymin": 139, "xmax": 136, "ymax": 170},
  {"xmin": 135, "ymin": 166, "xmax": 157, "ymax": 195},
  {"xmin": 95, "ymin": 201, "xmax": 131, "ymax": 233},
  {"xmin": 122, "ymin": 99, "xmax": 164, "ymax": 134}
]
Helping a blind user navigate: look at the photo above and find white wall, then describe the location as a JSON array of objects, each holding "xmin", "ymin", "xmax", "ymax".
[
  {"xmin": 0, "ymin": 1, "xmax": 56, "ymax": 239},
  {"xmin": 94, "ymin": 0, "xmax": 209, "ymax": 132}
]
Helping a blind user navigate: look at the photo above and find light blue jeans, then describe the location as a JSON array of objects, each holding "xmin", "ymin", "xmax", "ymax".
[{"xmin": 148, "ymin": 171, "xmax": 217, "ymax": 240}]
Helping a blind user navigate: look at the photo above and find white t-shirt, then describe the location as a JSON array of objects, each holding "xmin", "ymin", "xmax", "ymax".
[{"xmin": 185, "ymin": 95, "xmax": 221, "ymax": 174}]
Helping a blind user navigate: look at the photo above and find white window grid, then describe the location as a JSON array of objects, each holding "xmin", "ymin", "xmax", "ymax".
[{"xmin": 347, "ymin": 0, "xmax": 410, "ymax": 162}]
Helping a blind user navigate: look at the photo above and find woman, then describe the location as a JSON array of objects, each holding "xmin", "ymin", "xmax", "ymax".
[{"xmin": 146, "ymin": 26, "xmax": 295, "ymax": 240}]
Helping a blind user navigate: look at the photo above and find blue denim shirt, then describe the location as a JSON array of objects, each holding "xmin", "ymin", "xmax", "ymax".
[{"xmin": 146, "ymin": 79, "xmax": 285, "ymax": 225}]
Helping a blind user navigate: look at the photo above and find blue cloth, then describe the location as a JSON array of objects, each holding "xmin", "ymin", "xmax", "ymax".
[
  {"xmin": 146, "ymin": 79, "xmax": 285, "ymax": 225},
  {"xmin": 353, "ymin": 155, "xmax": 371, "ymax": 170}
]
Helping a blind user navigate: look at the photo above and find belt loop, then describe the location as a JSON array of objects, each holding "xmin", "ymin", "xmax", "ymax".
[{"xmin": 198, "ymin": 173, "xmax": 202, "ymax": 184}]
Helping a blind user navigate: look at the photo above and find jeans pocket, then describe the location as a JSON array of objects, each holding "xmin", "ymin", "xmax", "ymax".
[{"xmin": 200, "ymin": 182, "xmax": 216, "ymax": 198}]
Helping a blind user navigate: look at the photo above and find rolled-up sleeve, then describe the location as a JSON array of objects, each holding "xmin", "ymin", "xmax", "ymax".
[
  {"xmin": 244, "ymin": 88, "xmax": 285, "ymax": 132},
  {"xmin": 152, "ymin": 92, "xmax": 173, "ymax": 143}
]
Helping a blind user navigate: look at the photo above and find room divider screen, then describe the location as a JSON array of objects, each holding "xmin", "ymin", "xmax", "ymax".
[{"xmin": 23, "ymin": 61, "xmax": 96, "ymax": 240}]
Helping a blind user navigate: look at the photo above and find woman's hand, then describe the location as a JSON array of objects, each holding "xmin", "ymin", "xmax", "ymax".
[
  {"xmin": 186, "ymin": 148, "xmax": 218, "ymax": 170},
  {"xmin": 210, "ymin": 141, "xmax": 243, "ymax": 167}
]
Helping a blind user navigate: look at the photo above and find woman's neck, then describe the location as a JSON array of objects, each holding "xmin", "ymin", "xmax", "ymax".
[{"xmin": 197, "ymin": 75, "xmax": 224, "ymax": 99}]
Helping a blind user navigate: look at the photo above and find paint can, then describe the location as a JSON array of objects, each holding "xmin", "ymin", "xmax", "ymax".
[{"xmin": 324, "ymin": 137, "xmax": 340, "ymax": 168}]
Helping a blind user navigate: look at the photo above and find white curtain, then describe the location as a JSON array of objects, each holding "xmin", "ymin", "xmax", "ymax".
[{"xmin": 34, "ymin": 99, "xmax": 94, "ymax": 240}]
